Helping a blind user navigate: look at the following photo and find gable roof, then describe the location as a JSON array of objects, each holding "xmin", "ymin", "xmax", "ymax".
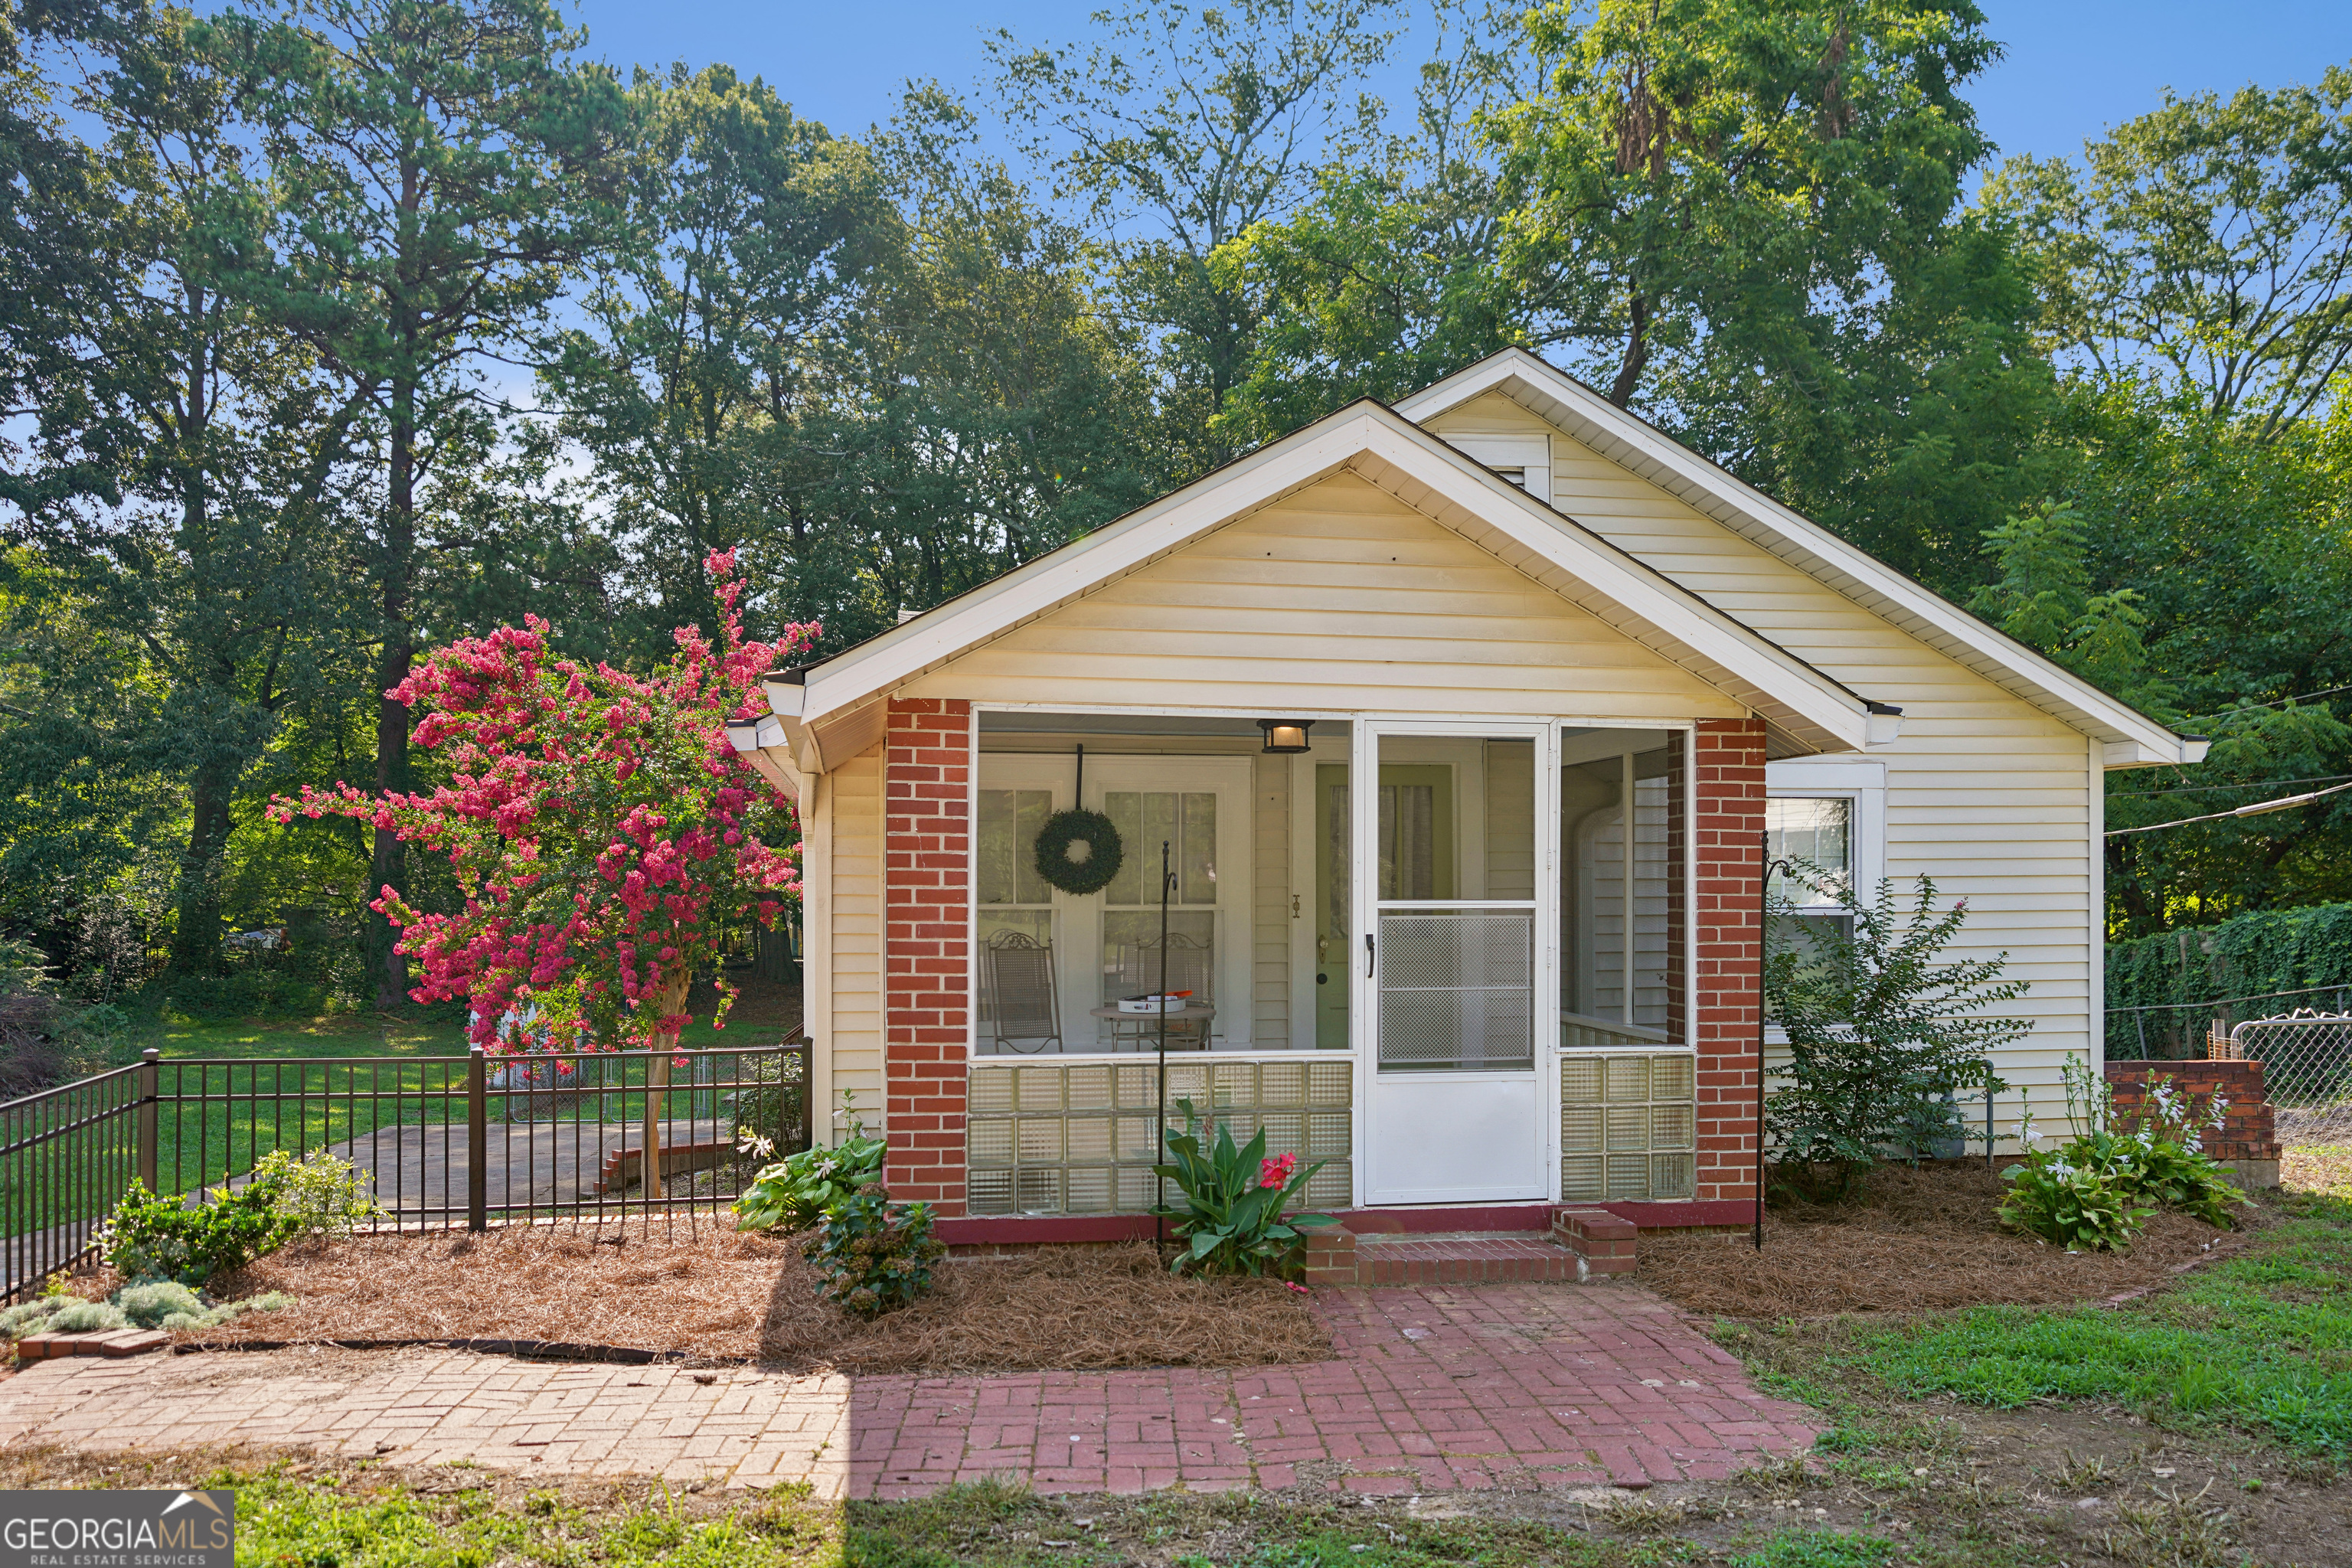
[
  {"xmin": 773, "ymin": 397, "xmax": 1886, "ymax": 756},
  {"xmin": 1393, "ymin": 348, "xmax": 2202, "ymax": 767}
]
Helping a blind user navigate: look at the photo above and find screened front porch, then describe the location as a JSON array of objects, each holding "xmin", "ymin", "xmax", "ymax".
[{"xmin": 964, "ymin": 709, "xmax": 1707, "ymax": 1214}]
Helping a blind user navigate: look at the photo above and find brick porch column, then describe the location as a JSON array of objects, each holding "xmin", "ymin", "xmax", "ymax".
[
  {"xmin": 1693, "ymin": 717, "xmax": 1766, "ymax": 1206},
  {"xmin": 884, "ymin": 697, "xmax": 971, "ymax": 1214}
]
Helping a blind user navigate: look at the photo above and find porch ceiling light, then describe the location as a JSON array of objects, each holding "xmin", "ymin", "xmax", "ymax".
[{"xmin": 1256, "ymin": 718, "xmax": 1315, "ymax": 754}]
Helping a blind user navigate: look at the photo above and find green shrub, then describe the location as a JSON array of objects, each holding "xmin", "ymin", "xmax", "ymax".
[
  {"xmin": 736, "ymin": 1115, "xmax": 884, "ymax": 1234},
  {"xmin": 115, "ymin": 1280, "xmax": 206, "ymax": 1328},
  {"xmin": 1152, "ymin": 1098, "xmax": 1335, "ymax": 1276},
  {"xmin": 250, "ymin": 1148, "xmax": 383, "ymax": 1241},
  {"xmin": 44, "ymin": 1299, "xmax": 129, "ymax": 1332},
  {"xmin": 100, "ymin": 1174, "xmax": 302, "ymax": 1286},
  {"xmin": 2000, "ymin": 1059, "xmax": 2247, "ymax": 1246},
  {"xmin": 803, "ymin": 1182, "xmax": 944, "ymax": 1318},
  {"xmin": 1998, "ymin": 1154, "xmax": 2154, "ymax": 1250},
  {"xmin": 0, "ymin": 1299, "xmax": 59, "ymax": 1337},
  {"xmin": 1764, "ymin": 871, "xmax": 2021, "ymax": 1201}
]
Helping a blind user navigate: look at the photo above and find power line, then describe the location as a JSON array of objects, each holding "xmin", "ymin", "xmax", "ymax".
[
  {"xmin": 2110, "ymin": 773, "xmax": 2352, "ymax": 799},
  {"xmin": 2106, "ymin": 778, "xmax": 2352, "ymax": 838},
  {"xmin": 2230, "ymin": 683, "xmax": 2352, "ymax": 712}
]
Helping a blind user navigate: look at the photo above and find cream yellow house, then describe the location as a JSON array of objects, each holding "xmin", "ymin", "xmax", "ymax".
[{"xmin": 727, "ymin": 348, "xmax": 2202, "ymax": 1241}]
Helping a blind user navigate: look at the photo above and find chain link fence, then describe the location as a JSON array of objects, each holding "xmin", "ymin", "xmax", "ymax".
[{"xmin": 2219, "ymin": 1010, "xmax": 2352, "ymax": 1144}]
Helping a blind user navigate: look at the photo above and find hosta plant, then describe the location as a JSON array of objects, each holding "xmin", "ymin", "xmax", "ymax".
[
  {"xmin": 736, "ymin": 1129, "xmax": 886, "ymax": 1233},
  {"xmin": 1998, "ymin": 1154, "xmax": 2153, "ymax": 1251},
  {"xmin": 804, "ymin": 1183, "xmax": 945, "ymax": 1318},
  {"xmin": 1153, "ymin": 1099, "xmax": 1335, "ymax": 1276}
]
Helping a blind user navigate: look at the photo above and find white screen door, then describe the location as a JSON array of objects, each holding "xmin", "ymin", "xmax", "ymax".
[{"xmin": 1358, "ymin": 724, "xmax": 1550, "ymax": 1204}]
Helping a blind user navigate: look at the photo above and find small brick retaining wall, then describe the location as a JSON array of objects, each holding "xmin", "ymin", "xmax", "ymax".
[{"xmin": 2104, "ymin": 1060, "xmax": 2280, "ymax": 1187}]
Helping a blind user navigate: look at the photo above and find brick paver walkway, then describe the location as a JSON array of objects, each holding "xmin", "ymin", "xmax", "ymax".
[
  {"xmin": 852, "ymin": 1282, "xmax": 1815, "ymax": 1498},
  {"xmin": 0, "ymin": 1282, "xmax": 1815, "ymax": 1499},
  {"xmin": 0, "ymin": 1349, "xmax": 849, "ymax": 1492}
]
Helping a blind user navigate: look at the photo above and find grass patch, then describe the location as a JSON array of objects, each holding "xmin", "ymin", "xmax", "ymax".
[
  {"xmin": 1843, "ymin": 1194, "xmax": 2352, "ymax": 1455},
  {"xmin": 842, "ymin": 1485, "xmax": 1689, "ymax": 1567},
  {"xmin": 16, "ymin": 1458, "xmax": 839, "ymax": 1568},
  {"xmin": 1725, "ymin": 1533, "xmax": 1894, "ymax": 1568}
]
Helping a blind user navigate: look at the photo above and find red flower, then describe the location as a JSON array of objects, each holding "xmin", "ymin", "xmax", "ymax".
[
  {"xmin": 1259, "ymin": 1153, "xmax": 1297, "ymax": 1190},
  {"xmin": 266, "ymin": 552, "xmax": 818, "ymax": 1050}
]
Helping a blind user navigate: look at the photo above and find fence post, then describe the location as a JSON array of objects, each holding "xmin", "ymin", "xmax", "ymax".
[
  {"xmin": 466, "ymin": 1047, "xmax": 487, "ymax": 1232},
  {"xmin": 136, "ymin": 1048, "xmax": 160, "ymax": 1195}
]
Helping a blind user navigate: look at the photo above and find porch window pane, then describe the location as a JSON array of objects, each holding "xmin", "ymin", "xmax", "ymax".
[
  {"xmin": 1316, "ymin": 768, "xmax": 1352, "ymax": 1049},
  {"xmin": 1768, "ymin": 797, "xmax": 1851, "ymax": 903},
  {"xmin": 1104, "ymin": 790, "xmax": 1216, "ymax": 906},
  {"xmin": 978, "ymin": 789, "xmax": 1054, "ymax": 906},
  {"xmin": 1560, "ymin": 737, "xmax": 1683, "ymax": 1048}
]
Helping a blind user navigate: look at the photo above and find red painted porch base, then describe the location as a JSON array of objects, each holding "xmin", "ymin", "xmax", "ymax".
[{"xmin": 934, "ymin": 1199, "xmax": 1752, "ymax": 1250}]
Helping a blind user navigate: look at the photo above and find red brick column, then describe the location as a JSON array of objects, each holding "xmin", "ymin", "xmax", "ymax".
[
  {"xmin": 884, "ymin": 697, "xmax": 971, "ymax": 1214},
  {"xmin": 1692, "ymin": 717, "xmax": 1766, "ymax": 1205}
]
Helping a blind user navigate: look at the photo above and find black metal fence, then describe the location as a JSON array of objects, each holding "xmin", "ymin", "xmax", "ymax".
[{"xmin": 2, "ymin": 1032, "xmax": 811, "ymax": 1302}]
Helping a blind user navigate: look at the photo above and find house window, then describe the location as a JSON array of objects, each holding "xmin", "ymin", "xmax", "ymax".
[{"xmin": 1763, "ymin": 763, "xmax": 1886, "ymax": 1025}]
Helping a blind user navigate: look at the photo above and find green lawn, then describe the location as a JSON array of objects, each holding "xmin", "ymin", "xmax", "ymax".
[
  {"xmin": 7, "ymin": 1002, "xmax": 805, "ymax": 1240},
  {"xmin": 0, "ymin": 1453, "xmax": 1911, "ymax": 1568},
  {"xmin": 1843, "ymin": 1203, "xmax": 2352, "ymax": 1455}
]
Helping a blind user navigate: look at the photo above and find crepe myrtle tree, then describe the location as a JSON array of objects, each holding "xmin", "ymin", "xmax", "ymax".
[
  {"xmin": 1764, "ymin": 868, "xmax": 2027, "ymax": 1203},
  {"xmin": 273, "ymin": 550, "xmax": 814, "ymax": 1187}
]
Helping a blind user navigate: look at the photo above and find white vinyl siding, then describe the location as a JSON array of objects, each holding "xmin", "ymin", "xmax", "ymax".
[
  {"xmin": 1425, "ymin": 391, "xmax": 2099, "ymax": 1143},
  {"xmin": 900, "ymin": 472, "xmax": 1745, "ymax": 721},
  {"xmin": 824, "ymin": 747, "xmax": 886, "ymax": 1127}
]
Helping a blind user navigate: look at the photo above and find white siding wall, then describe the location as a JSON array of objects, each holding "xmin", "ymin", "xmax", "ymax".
[
  {"xmin": 825, "ymin": 747, "xmax": 886, "ymax": 1131},
  {"xmin": 1426, "ymin": 392, "xmax": 2098, "ymax": 1142},
  {"xmin": 901, "ymin": 472, "xmax": 1744, "ymax": 720}
]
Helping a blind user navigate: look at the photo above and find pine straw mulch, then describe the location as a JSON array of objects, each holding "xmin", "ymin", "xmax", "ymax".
[
  {"xmin": 1638, "ymin": 1159, "xmax": 2281, "ymax": 1321},
  {"xmin": 172, "ymin": 1226, "xmax": 1330, "ymax": 1373}
]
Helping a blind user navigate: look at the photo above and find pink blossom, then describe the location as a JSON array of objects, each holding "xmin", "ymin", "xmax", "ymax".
[
  {"xmin": 1259, "ymin": 1154, "xmax": 1297, "ymax": 1191},
  {"xmin": 268, "ymin": 554, "xmax": 815, "ymax": 1050}
]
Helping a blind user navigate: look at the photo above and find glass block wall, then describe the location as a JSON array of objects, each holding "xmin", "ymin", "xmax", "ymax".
[
  {"xmin": 966, "ymin": 1058, "xmax": 1354, "ymax": 1216},
  {"xmin": 1560, "ymin": 1053, "xmax": 1697, "ymax": 1201}
]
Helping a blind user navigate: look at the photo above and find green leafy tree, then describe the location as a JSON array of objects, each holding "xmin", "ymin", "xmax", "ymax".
[
  {"xmin": 1211, "ymin": 2, "xmax": 1530, "ymax": 445},
  {"xmin": 1981, "ymin": 67, "xmax": 2352, "ymax": 442},
  {"xmin": 204, "ymin": 0, "xmax": 632, "ymax": 1004},
  {"xmin": 990, "ymin": 0, "xmax": 1403, "ymax": 472},
  {"xmin": 847, "ymin": 89, "xmax": 1160, "ymax": 634},
  {"xmin": 1764, "ymin": 870, "xmax": 2024, "ymax": 1201},
  {"xmin": 542, "ymin": 61, "xmax": 893, "ymax": 655},
  {"xmin": 1488, "ymin": 0, "xmax": 2054, "ymax": 592},
  {"xmin": 1968, "ymin": 500, "xmax": 2170, "ymax": 710}
]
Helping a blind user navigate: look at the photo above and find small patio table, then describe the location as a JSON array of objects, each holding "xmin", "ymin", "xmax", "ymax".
[{"xmin": 1086, "ymin": 1002, "xmax": 1215, "ymax": 1050}]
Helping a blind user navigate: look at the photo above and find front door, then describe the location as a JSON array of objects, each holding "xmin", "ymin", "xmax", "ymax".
[{"xmin": 1359, "ymin": 725, "xmax": 1550, "ymax": 1204}]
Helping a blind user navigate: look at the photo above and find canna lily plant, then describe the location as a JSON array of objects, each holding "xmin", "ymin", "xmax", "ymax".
[{"xmin": 1153, "ymin": 1098, "xmax": 1335, "ymax": 1276}]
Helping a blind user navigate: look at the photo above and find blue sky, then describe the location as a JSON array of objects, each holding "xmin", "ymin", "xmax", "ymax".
[{"xmin": 570, "ymin": 1, "xmax": 2352, "ymax": 172}]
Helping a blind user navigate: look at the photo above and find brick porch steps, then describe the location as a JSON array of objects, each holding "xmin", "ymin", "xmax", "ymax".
[
  {"xmin": 1305, "ymin": 1204, "xmax": 1642, "ymax": 1286},
  {"xmin": 1352, "ymin": 1230, "xmax": 1579, "ymax": 1285}
]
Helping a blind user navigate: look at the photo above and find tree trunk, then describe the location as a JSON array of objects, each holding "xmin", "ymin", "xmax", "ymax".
[
  {"xmin": 168, "ymin": 749, "xmax": 239, "ymax": 974},
  {"xmin": 640, "ymin": 968, "xmax": 693, "ymax": 1199},
  {"xmin": 369, "ymin": 382, "xmax": 417, "ymax": 1009},
  {"xmin": 1607, "ymin": 290, "xmax": 1651, "ymax": 408}
]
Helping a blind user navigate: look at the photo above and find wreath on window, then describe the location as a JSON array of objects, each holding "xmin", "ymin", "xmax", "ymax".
[{"xmin": 1033, "ymin": 808, "xmax": 1123, "ymax": 896}]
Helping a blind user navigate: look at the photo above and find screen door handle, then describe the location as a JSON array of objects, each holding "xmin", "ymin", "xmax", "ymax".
[{"xmin": 1364, "ymin": 933, "xmax": 1375, "ymax": 978}]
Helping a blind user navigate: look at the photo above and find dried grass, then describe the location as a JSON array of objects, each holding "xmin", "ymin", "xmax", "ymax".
[
  {"xmin": 1638, "ymin": 1161, "xmax": 2270, "ymax": 1319},
  {"xmin": 183, "ymin": 1227, "xmax": 1328, "ymax": 1373}
]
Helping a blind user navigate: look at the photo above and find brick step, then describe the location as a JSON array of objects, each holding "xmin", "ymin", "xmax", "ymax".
[
  {"xmin": 12, "ymin": 1328, "xmax": 170, "ymax": 1361},
  {"xmin": 1353, "ymin": 1231, "xmax": 1579, "ymax": 1285},
  {"xmin": 1304, "ymin": 1205, "xmax": 1642, "ymax": 1286}
]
